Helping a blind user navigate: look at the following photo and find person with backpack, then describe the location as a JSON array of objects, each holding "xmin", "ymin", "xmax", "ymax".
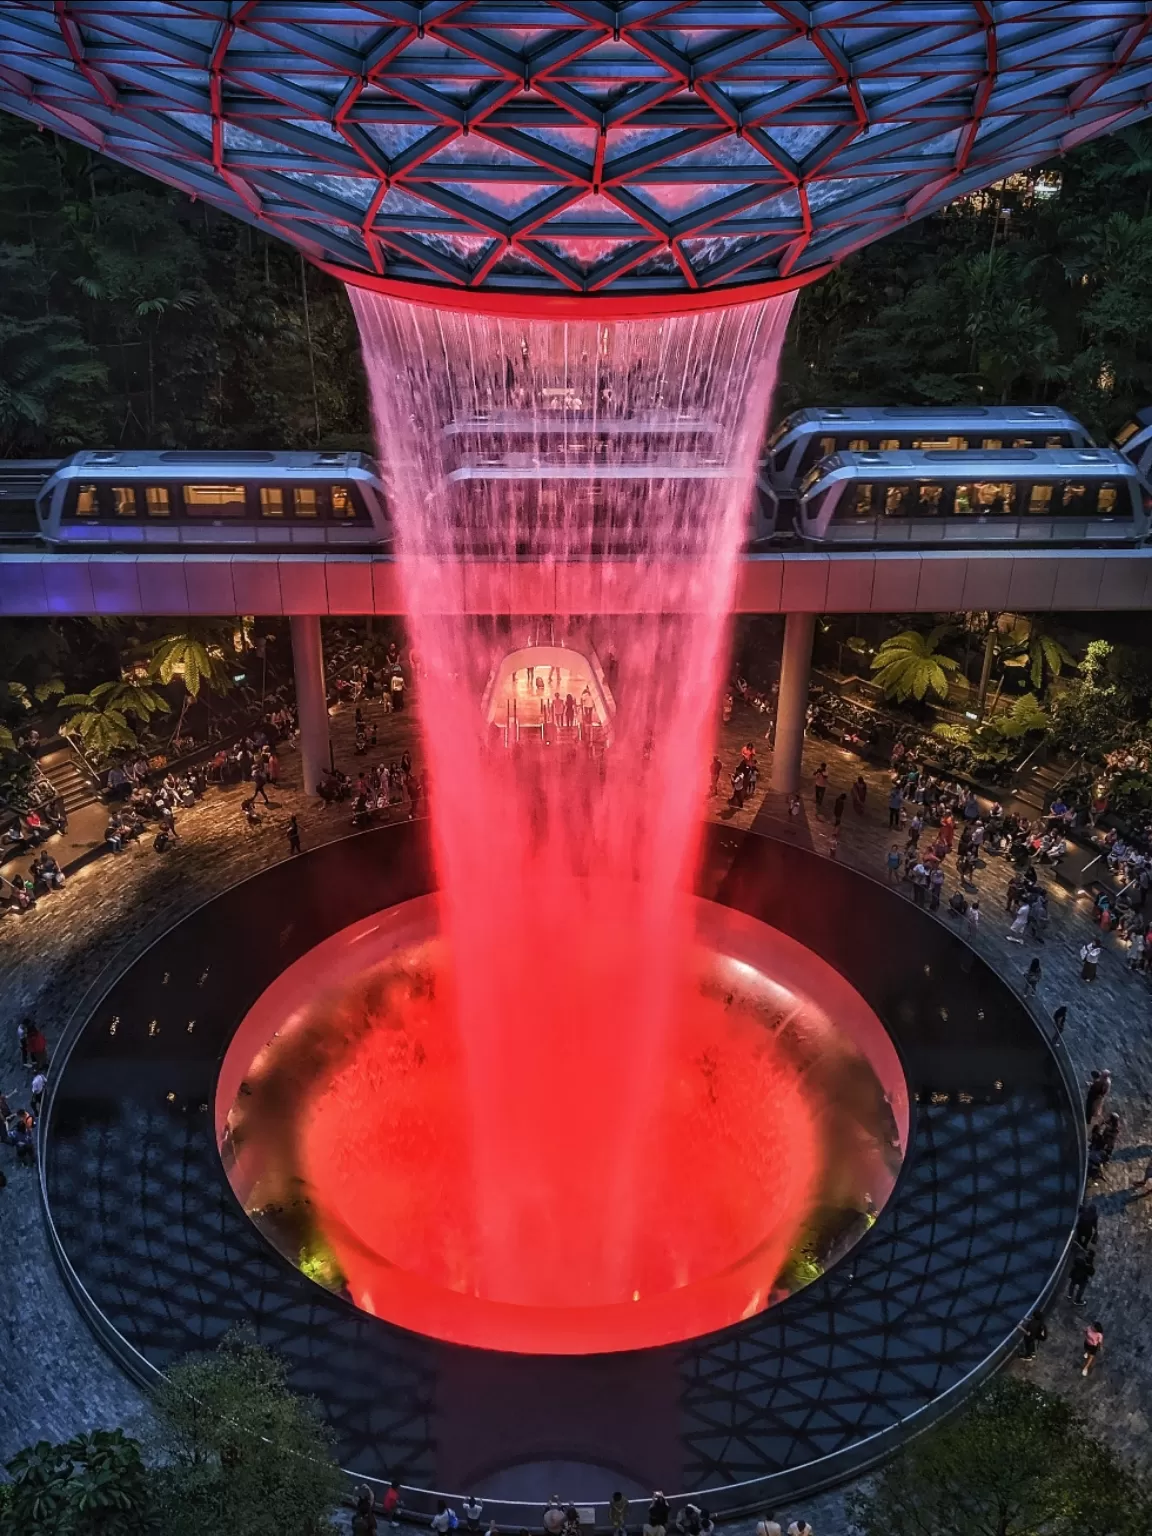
[{"xmin": 432, "ymin": 1502, "xmax": 459, "ymax": 1535}]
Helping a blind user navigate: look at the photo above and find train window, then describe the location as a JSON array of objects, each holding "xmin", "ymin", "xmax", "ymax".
[
  {"xmin": 848, "ymin": 437, "xmax": 870, "ymax": 452},
  {"xmin": 796, "ymin": 435, "xmax": 835, "ymax": 474},
  {"xmin": 917, "ymin": 482, "xmax": 944, "ymax": 514},
  {"xmin": 913, "ymin": 435, "xmax": 968, "ymax": 450},
  {"xmin": 74, "ymin": 483, "xmax": 99, "ymax": 516},
  {"xmin": 183, "ymin": 484, "xmax": 246, "ymax": 517},
  {"xmin": 260, "ymin": 487, "xmax": 285, "ymax": 517},
  {"xmin": 144, "ymin": 486, "xmax": 170, "ymax": 517},
  {"xmin": 110, "ymin": 486, "xmax": 137, "ymax": 517},
  {"xmin": 329, "ymin": 485, "xmax": 354, "ymax": 518},
  {"xmin": 883, "ymin": 483, "xmax": 915, "ymax": 517},
  {"xmin": 841, "ymin": 483, "xmax": 875, "ymax": 518},
  {"xmin": 982, "ymin": 438, "xmax": 1003, "ymax": 449},
  {"xmin": 1024, "ymin": 482, "xmax": 1054, "ymax": 514},
  {"xmin": 1012, "ymin": 437, "xmax": 1036, "ymax": 447},
  {"xmin": 879, "ymin": 438, "xmax": 900, "ymax": 451},
  {"xmin": 293, "ymin": 487, "xmax": 319, "ymax": 517},
  {"xmin": 953, "ymin": 481, "xmax": 1014, "ymax": 515},
  {"xmin": 1056, "ymin": 481, "xmax": 1093, "ymax": 516},
  {"xmin": 1113, "ymin": 419, "xmax": 1140, "ymax": 446},
  {"xmin": 1045, "ymin": 435, "xmax": 1064, "ymax": 448},
  {"xmin": 1097, "ymin": 482, "xmax": 1119, "ymax": 514}
]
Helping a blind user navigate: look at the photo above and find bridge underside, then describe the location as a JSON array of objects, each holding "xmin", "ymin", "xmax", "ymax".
[{"xmin": 3, "ymin": 550, "xmax": 1150, "ymax": 617}]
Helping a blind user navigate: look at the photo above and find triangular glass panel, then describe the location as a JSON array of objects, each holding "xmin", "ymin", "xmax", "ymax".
[
  {"xmin": 427, "ymin": 181, "xmax": 564, "ymax": 216},
  {"xmin": 360, "ymin": 123, "xmax": 443, "ymax": 160},
  {"xmin": 629, "ymin": 182, "xmax": 750, "ymax": 218},
  {"xmin": 279, "ymin": 169, "xmax": 378, "ymax": 209},
  {"xmin": 532, "ymin": 236, "xmax": 647, "ymax": 276},
  {"xmin": 517, "ymin": 125, "xmax": 598, "ymax": 165},
  {"xmin": 423, "ymin": 136, "xmax": 538, "ymax": 169}
]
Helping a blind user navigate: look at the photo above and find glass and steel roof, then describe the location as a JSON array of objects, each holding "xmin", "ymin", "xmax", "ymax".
[{"xmin": 1, "ymin": 3, "xmax": 1150, "ymax": 306}]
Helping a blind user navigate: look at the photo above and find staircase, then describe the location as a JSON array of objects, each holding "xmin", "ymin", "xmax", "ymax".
[
  {"xmin": 37, "ymin": 742, "xmax": 102, "ymax": 816},
  {"xmin": 1007, "ymin": 754, "xmax": 1071, "ymax": 817}
]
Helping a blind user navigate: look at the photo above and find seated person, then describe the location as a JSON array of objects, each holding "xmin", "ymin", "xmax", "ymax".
[
  {"xmin": 105, "ymin": 817, "xmax": 124, "ymax": 853},
  {"xmin": 1039, "ymin": 834, "xmax": 1068, "ymax": 866},
  {"xmin": 31, "ymin": 852, "xmax": 64, "ymax": 892},
  {"xmin": 23, "ymin": 810, "xmax": 46, "ymax": 844}
]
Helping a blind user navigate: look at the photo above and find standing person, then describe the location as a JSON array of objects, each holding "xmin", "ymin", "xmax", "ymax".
[
  {"xmin": 26, "ymin": 1022, "xmax": 48, "ymax": 1071},
  {"xmin": 353, "ymin": 1487, "xmax": 378, "ymax": 1536},
  {"xmin": 1024, "ymin": 958, "xmax": 1042, "ymax": 998},
  {"xmin": 1074, "ymin": 1200, "xmax": 1099, "ymax": 1250},
  {"xmin": 813, "ymin": 763, "xmax": 828, "ymax": 816},
  {"xmin": 648, "ymin": 1493, "xmax": 670, "ymax": 1535},
  {"xmin": 851, "ymin": 774, "xmax": 867, "ymax": 816},
  {"xmin": 1067, "ymin": 1246, "xmax": 1095, "ymax": 1306},
  {"xmin": 887, "ymin": 784, "xmax": 903, "ymax": 829},
  {"xmin": 1085, "ymin": 1069, "xmax": 1112, "ymax": 1124},
  {"xmin": 1018, "ymin": 1309, "xmax": 1047, "ymax": 1362},
  {"xmin": 286, "ymin": 815, "xmax": 302, "ymax": 855},
  {"xmin": 30, "ymin": 1070, "xmax": 46, "ymax": 1117},
  {"xmin": 1053, "ymin": 1004, "xmax": 1068, "ymax": 1037},
  {"xmin": 928, "ymin": 864, "xmax": 945, "ymax": 911},
  {"xmin": 463, "ymin": 1497, "xmax": 484, "ymax": 1533},
  {"xmin": 886, "ymin": 844, "xmax": 902, "ymax": 884},
  {"xmin": 1007, "ymin": 901, "xmax": 1030, "ymax": 944},
  {"xmin": 709, "ymin": 756, "xmax": 723, "ymax": 797},
  {"xmin": 1082, "ymin": 1321, "xmax": 1104, "ymax": 1377},
  {"xmin": 1080, "ymin": 938, "xmax": 1101, "ymax": 981},
  {"xmin": 832, "ymin": 790, "xmax": 847, "ymax": 828},
  {"xmin": 906, "ymin": 812, "xmax": 923, "ymax": 849},
  {"xmin": 17, "ymin": 1018, "xmax": 30, "ymax": 1068},
  {"xmin": 755, "ymin": 1523, "xmax": 782, "ymax": 1536},
  {"xmin": 251, "ymin": 760, "xmax": 271, "ymax": 805},
  {"xmin": 910, "ymin": 860, "xmax": 929, "ymax": 907},
  {"xmin": 609, "ymin": 1493, "xmax": 630, "ymax": 1535},
  {"xmin": 381, "ymin": 1481, "xmax": 401, "ymax": 1529},
  {"xmin": 786, "ymin": 1522, "xmax": 813, "ymax": 1536},
  {"xmin": 967, "ymin": 898, "xmax": 981, "ymax": 928}
]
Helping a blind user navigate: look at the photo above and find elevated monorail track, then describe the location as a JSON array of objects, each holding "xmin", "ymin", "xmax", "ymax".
[{"xmin": 2, "ymin": 546, "xmax": 1150, "ymax": 617}]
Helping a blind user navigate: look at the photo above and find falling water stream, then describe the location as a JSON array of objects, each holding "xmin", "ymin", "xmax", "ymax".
[{"xmin": 335, "ymin": 294, "xmax": 803, "ymax": 1328}]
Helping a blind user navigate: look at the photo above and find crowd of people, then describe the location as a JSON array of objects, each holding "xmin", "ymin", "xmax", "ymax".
[
  {"xmin": 350, "ymin": 1490, "xmax": 818, "ymax": 1536},
  {"xmin": 0, "ymin": 1018, "xmax": 50, "ymax": 1181}
]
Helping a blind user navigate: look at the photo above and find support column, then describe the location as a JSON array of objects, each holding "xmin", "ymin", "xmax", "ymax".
[
  {"xmin": 771, "ymin": 611, "xmax": 816, "ymax": 795},
  {"xmin": 290, "ymin": 614, "xmax": 330, "ymax": 796}
]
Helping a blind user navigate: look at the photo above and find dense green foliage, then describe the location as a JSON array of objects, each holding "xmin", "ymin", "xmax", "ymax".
[
  {"xmin": 0, "ymin": 1429, "xmax": 151, "ymax": 1536},
  {"xmin": 4, "ymin": 115, "xmax": 1152, "ymax": 457},
  {"xmin": 0, "ymin": 117, "xmax": 366, "ymax": 456},
  {"xmin": 151, "ymin": 1331, "xmax": 343, "ymax": 1536},
  {"xmin": 850, "ymin": 1378, "xmax": 1151, "ymax": 1536},
  {"xmin": 779, "ymin": 126, "xmax": 1152, "ymax": 435}
]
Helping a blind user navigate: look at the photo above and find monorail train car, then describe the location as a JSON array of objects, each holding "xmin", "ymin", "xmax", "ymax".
[
  {"xmin": 796, "ymin": 447, "xmax": 1150, "ymax": 545},
  {"xmin": 758, "ymin": 405, "xmax": 1094, "ymax": 537},
  {"xmin": 36, "ymin": 450, "xmax": 390, "ymax": 548},
  {"xmin": 1111, "ymin": 407, "xmax": 1152, "ymax": 479}
]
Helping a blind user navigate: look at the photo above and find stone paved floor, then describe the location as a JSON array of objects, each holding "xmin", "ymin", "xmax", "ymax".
[{"xmin": 2, "ymin": 694, "xmax": 1150, "ymax": 1530}]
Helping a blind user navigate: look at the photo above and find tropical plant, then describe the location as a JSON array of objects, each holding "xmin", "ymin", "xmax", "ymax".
[
  {"xmin": 60, "ymin": 700, "xmax": 138, "ymax": 761},
  {"xmin": 152, "ymin": 1330, "xmax": 343, "ymax": 1536},
  {"xmin": 148, "ymin": 628, "xmax": 234, "ymax": 700},
  {"xmin": 999, "ymin": 619, "xmax": 1075, "ymax": 691},
  {"xmin": 1, "ymin": 1429, "xmax": 151, "ymax": 1536},
  {"xmin": 871, "ymin": 626, "xmax": 960, "ymax": 703},
  {"xmin": 850, "ymin": 1377, "xmax": 1152, "ymax": 1536},
  {"xmin": 60, "ymin": 678, "xmax": 170, "ymax": 729}
]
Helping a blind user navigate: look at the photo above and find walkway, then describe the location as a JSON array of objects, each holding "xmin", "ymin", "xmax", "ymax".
[{"xmin": 1, "ymin": 695, "xmax": 1149, "ymax": 1528}]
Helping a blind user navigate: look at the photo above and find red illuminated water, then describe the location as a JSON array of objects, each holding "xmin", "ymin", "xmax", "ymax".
[
  {"xmin": 219, "ymin": 897, "xmax": 906, "ymax": 1353},
  {"xmin": 342, "ymin": 295, "xmax": 797, "ymax": 1337}
]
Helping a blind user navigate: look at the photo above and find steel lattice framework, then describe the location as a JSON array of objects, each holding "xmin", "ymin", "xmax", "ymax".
[{"xmin": 1, "ymin": 3, "xmax": 1151, "ymax": 310}]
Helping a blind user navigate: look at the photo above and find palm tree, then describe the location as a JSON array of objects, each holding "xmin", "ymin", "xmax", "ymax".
[{"xmin": 871, "ymin": 626, "xmax": 960, "ymax": 703}]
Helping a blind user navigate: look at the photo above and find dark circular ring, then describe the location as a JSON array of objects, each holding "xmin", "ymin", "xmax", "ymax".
[{"xmin": 41, "ymin": 823, "xmax": 1082, "ymax": 1522}]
